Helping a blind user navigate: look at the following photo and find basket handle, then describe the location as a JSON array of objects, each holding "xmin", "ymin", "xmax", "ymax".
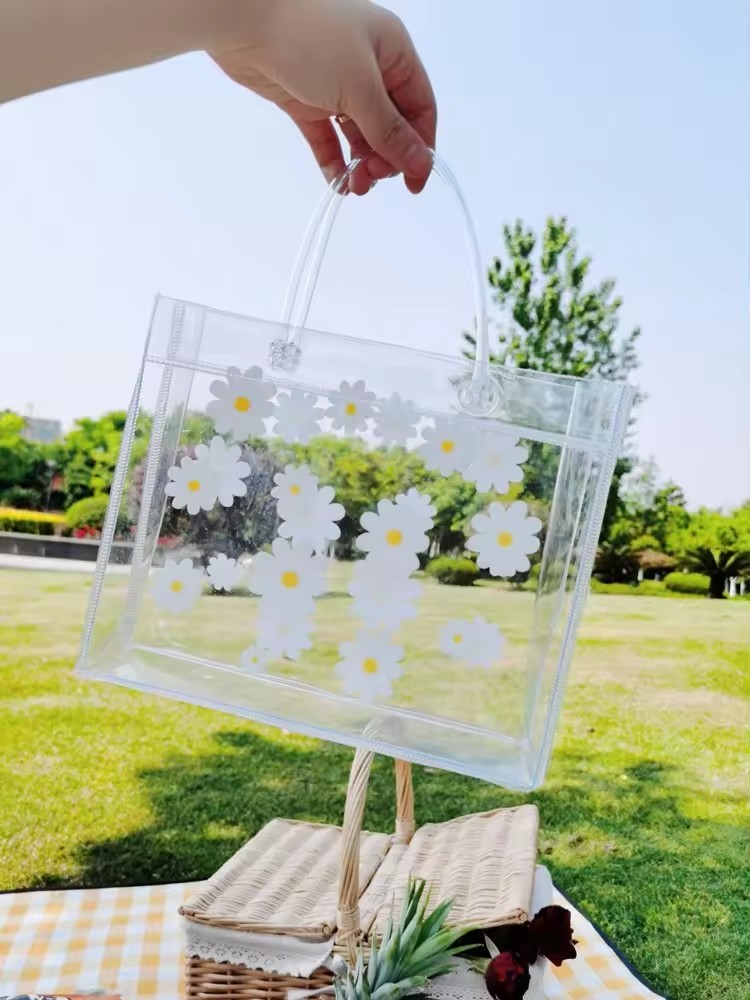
[{"xmin": 337, "ymin": 749, "xmax": 414, "ymax": 960}]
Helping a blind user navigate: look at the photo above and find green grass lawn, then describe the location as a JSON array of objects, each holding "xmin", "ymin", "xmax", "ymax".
[{"xmin": 0, "ymin": 569, "xmax": 747, "ymax": 1000}]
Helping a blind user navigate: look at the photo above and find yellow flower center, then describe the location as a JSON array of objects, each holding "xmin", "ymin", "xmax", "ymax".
[
  {"xmin": 170, "ymin": 580, "xmax": 184, "ymax": 593},
  {"xmin": 289, "ymin": 484, "xmax": 301, "ymax": 495},
  {"xmin": 385, "ymin": 529, "xmax": 403, "ymax": 546},
  {"xmin": 362, "ymin": 657, "xmax": 378, "ymax": 675},
  {"xmin": 497, "ymin": 532, "xmax": 514, "ymax": 548},
  {"xmin": 452, "ymin": 633, "xmax": 463, "ymax": 644},
  {"xmin": 187, "ymin": 480, "xmax": 201, "ymax": 492},
  {"xmin": 440, "ymin": 439, "xmax": 455, "ymax": 454},
  {"xmin": 234, "ymin": 395, "xmax": 251, "ymax": 412},
  {"xmin": 345, "ymin": 402, "xmax": 357, "ymax": 416},
  {"xmin": 281, "ymin": 570, "xmax": 299, "ymax": 589}
]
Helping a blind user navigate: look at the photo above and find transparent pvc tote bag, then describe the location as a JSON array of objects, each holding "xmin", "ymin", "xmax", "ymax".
[{"xmin": 77, "ymin": 155, "xmax": 633, "ymax": 790}]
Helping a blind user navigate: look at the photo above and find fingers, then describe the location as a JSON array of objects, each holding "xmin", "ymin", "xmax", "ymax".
[
  {"xmin": 295, "ymin": 117, "xmax": 347, "ymax": 187},
  {"xmin": 337, "ymin": 117, "xmax": 394, "ymax": 195},
  {"xmin": 345, "ymin": 69, "xmax": 433, "ymax": 194},
  {"xmin": 383, "ymin": 37, "xmax": 437, "ymax": 194},
  {"xmin": 358, "ymin": 5, "xmax": 437, "ymax": 193}
]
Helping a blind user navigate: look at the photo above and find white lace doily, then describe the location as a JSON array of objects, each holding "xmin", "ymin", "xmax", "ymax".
[{"xmin": 184, "ymin": 920, "xmax": 335, "ymax": 977}]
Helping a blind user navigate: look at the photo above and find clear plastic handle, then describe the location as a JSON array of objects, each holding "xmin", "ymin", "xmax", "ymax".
[{"xmin": 280, "ymin": 151, "xmax": 493, "ymax": 395}]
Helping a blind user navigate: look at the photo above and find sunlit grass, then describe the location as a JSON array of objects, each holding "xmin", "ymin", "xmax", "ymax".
[{"xmin": 0, "ymin": 569, "xmax": 747, "ymax": 1000}]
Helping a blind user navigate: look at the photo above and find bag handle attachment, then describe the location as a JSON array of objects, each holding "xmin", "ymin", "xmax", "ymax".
[{"xmin": 269, "ymin": 152, "xmax": 500, "ymax": 417}]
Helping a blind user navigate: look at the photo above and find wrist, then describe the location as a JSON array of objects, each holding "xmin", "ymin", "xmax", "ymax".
[{"xmin": 196, "ymin": 0, "xmax": 276, "ymax": 51}]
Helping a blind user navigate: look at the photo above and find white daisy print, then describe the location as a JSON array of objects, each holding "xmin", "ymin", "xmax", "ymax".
[
  {"xmin": 239, "ymin": 643, "xmax": 271, "ymax": 674},
  {"xmin": 349, "ymin": 558, "xmax": 422, "ymax": 630},
  {"xmin": 277, "ymin": 483, "xmax": 345, "ymax": 553},
  {"xmin": 334, "ymin": 631, "xmax": 404, "ymax": 703},
  {"xmin": 329, "ymin": 379, "xmax": 376, "ymax": 435},
  {"xmin": 439, "ymin": 619, "xmax": 475, "ymax": 659},
  {"xmin": 356, "ymin": 498, "xmax": 430, "ymax": 567},
  {"xmin": 256, "ymin": 611, "xmax": 314, "ymax": 661},
  {"xmin": 464, "ymin": 430, "xmax": 529, "ymax": 493},
  {"xmin": 206, "ymin": 553, "xmax": 243, "ymax": 592},
  {"xmin": 439, "ymin": 617, "xmax": 505, "ymax": 669},
  {"xmin": 394, "ymin": 488, "xmax": 437, "ymax": 533},
  {"xmin": 274, "ymin": 389, "xmax": 324, "ymax": 443},
  {"xmin": 164, "ymin": 453, "xmax": 216, "ymax": 515},
  {"xmin": 467, "ymin": 501, "xmax": 542, "ymax": 577},
  {"xmin": 373, "ymin": 393, "xmax": 419, "ymax": 446},
  {"xmin": 199, "ymin": 436, "xmax": 251, "ymax": 508},
  {"xmin": 207, "ymin": 365, "xmax": 276, "ymax": 439},
  {"xmin": 248, "ymin": 537, "xmax": 326, "ymax": 606},
  {"xmin": 417, "ymin": 419, "xmax": 473, "ymax": 476},
  {"xmin": 271, "ymin": 464, "xmax": 320, "ymax": 515},
  {"xmin": 152, "ymin": 558, "xmax": 204, "ymax": 613}
]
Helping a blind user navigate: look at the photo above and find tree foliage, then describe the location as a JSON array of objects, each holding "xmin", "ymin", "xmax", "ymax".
[
  {"xmin": 668, "ymin": 508, "xmax": 750, "ymax": 599},
  {"xmin": 272, "ymin": 436, "xmax": 494, "ymax": 559},
  {"xmin": 0, "ymin": 411, "xmax": 52, "ymax": 507},
  {"xmin": 468, "ymin": 217, "xmax": 641, "ymax": 380},
  {"xmin": 58, "ymin": 411, "xmax": 151, "ymax": 506},
  {"xmin": 464, "ymin": 217, "xmax": 641, "ymax": 518}
]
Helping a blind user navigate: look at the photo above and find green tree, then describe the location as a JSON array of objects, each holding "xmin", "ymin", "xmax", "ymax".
[
  {"xmin": 464, "ymin": 217, "xmax": 641, "ymax": 528},
  {"xmin": 270, "ymin": 437, "xmax": 485, "ymax": 559},
  {"xmin": 470, "ymin": 217, "xmax": 641, "ymax": 379},
  {"xmin": 620, "ymin": 459, "xmax": 690, "ymax": 551},
  {"xmin": 59, "ymin": 411, "xmax": 150, "ymax": 506},
  {"xmin": 0, "ymin": 410, "xmax": 53, "ymax": 507},
  {"xmin": 670, "ymin": 508, "xmax": 750, "ymax": 599}
]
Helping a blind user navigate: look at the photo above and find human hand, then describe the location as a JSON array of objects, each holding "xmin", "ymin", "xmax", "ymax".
[{"xmin": 210, "ymin": 0, "xmax": 436, "ymax": 194}]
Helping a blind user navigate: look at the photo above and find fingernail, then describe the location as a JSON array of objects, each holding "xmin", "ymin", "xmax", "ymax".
[
  {"xmin": 403, "ymin": 144, "xmax": 433, "ymax": 177},
  {"xmin": 323, "ymin": 165, "xmax": 339, "ymax": 186}
]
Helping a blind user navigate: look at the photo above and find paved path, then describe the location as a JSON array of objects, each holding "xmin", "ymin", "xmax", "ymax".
[{"xmin": 0, "ymin": 554, "xmax": 129, "ymax": 574}]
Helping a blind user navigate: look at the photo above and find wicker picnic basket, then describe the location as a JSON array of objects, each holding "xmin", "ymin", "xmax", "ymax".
[{"xmin": 180, "ymin": 750, "xmax": 539, "ymax": 999}]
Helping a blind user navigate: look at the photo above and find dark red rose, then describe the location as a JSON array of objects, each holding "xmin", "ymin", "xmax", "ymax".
[
  {"xmin": 529, "ymin": 905, "xmax": 578, "ymax": 966},
  {"xmin": 501, "ymin": 922, "xmax": 538, "ymax": 967},
  {"xmin": 485, "ymin": 951, "xmax": 531, "ymax": 1000}
]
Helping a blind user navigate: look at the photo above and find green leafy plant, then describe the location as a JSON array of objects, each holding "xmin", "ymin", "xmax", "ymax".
[
  {"xmin": 65, "ymin": 495, "xmax": 111, "ymax": 531},
  {"xmin": 668, "ymin": 508, "xmax": 750, "ymax": 599},
  {"xmin": 0, "ymin": 485, "xmax": 46, "ymax": 510},
  {"xmin": 65, "ymin": 495, "xmax": 129, "ymax": 536},
  {"xmin": 334, "ymin": 880, "xmax": 467, "ymax": 1000},
  {"xmin": 664, "ymin": 572, "xmax": 710, "ymax": 596},
  {"xmin": 426, "ymin": 556, "xmax": 479, "ymax": 587}
]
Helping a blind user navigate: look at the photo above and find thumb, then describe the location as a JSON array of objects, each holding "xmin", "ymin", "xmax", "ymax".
[{"xmin": 346, "ymin": 74, "xmax": 433, "ymax": 191}]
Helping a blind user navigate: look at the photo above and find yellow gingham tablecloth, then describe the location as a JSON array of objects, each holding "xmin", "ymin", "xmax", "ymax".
[{"xmin": 0, "ymin": 882, "xmax": 664, "ymax": 1000}]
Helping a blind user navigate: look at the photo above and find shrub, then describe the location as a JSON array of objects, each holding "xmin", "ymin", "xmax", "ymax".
[
  {"xmin": 426, "ymin": 556, "xmax": 479, "ymax": 587},
  {"xmin": 65, "ymin": 495, "xmax": 128, "ymax": 535},
  {"xmin": 65, "ymin": 495, "xmax": 111, "ymax": 532},
  {"xmin": 638, "ymin": 580, "xmax": 668, "ymax": 596},
  {"xmin": 664, "ymin": 572, "xmax": 710, "ymax": 596},
  {"xmin": 590, "ymin": 580, "xmax": 640, "ymax": 596},
  {"xmin": 590, "ymin": 580, "xmax": 667, "ymax": 597},
  {"xmin": 0, "ymin": 507, "xmax": 66, "ymax": 536},
  {"xmin": 0, "ymin": 486, "xmax": 45, "ymax": 510}
]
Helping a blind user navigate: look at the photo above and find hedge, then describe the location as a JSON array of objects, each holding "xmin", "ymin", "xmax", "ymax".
[
  {"xmin": 425, "ymin": 556, "xmax": 479, "ymax": 587},
  {"xmin": 591, "ymin": 580, "xmax": 668, "ymax": 597},
  {"xmin": 65, "ymin": 495, "xmax": 112, "ymax": 532},
  {"xmin": 0, "ymin": 507, "xmax": 66, "ymax": 536},
  {"xmin": 664, "ymin": 572, "xmax": 710, "ymax": 595}
]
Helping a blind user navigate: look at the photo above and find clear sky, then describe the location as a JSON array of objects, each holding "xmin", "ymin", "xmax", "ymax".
[{"xmin": 0, "ymin": 0, "xmax": 748, "ymax": 508}]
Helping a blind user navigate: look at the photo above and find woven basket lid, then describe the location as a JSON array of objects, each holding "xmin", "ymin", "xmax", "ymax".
[
  {"xmin": 360, "ymin": 804, "xmax": 539, "ymax": 937},
  {"xmin": 180, "ymin": 818, "xmax": 391, "ymax": 939}
]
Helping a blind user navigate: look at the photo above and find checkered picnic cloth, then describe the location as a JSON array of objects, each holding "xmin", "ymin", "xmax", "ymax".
[{"xmin": 0, "ymin": 883, "xmax": 664, "ymax": 1000}]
